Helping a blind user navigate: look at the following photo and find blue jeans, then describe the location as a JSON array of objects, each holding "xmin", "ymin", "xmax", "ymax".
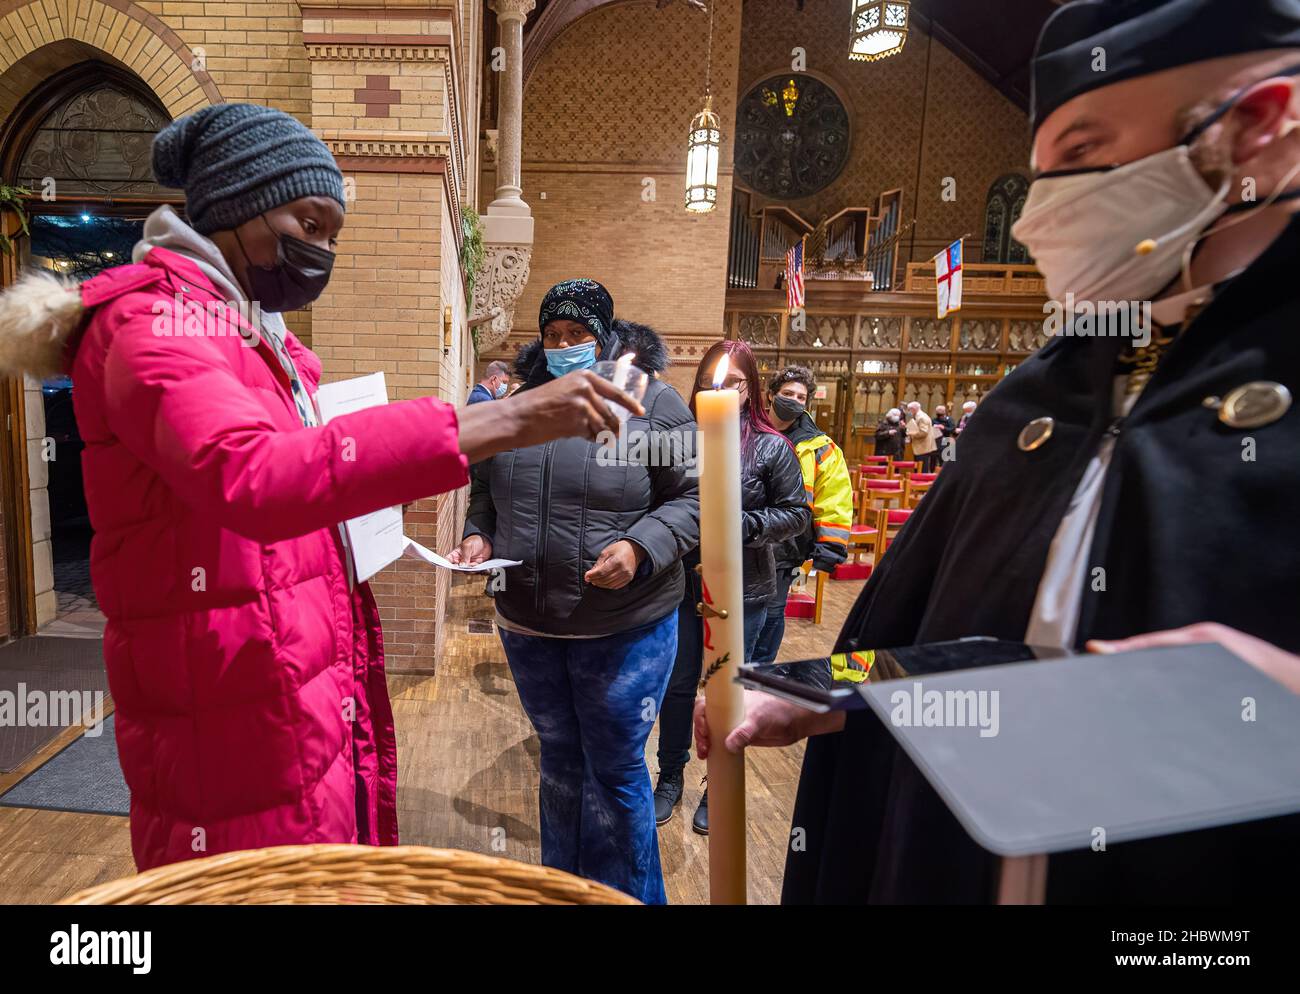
[
  {"xmin": 752, "ymin": 566, "xmax": 799, "ymax": 664},
  {"xmin": 656, "ymin": 567, "xmax": 767, "ymax": 778},
  {"xmin": 499, "ymin": 611, "xmax": 678, "ymax": 905}
]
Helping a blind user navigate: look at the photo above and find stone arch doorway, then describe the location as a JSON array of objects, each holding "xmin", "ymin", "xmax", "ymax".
[
  {"xmin": 0, "ymin": 0, "xmax": 221, "ymax": 121},
  {"xmin": 0, "ymin": 49, "xmax": 184, "ymax": 637}
]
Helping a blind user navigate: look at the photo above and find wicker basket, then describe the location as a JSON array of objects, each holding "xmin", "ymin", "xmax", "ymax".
[{"xmin": 58, "ymin": 844, "xmax": 640, "ymax": 905}]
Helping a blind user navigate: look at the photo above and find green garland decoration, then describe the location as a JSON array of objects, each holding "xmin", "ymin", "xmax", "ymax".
[
  {"xmin": 0, "ymin": 185, "xmax": 32, "ymax": 256},
  {"xmin": 461, "ymin": 204, "xmax": 485, "ymax": 306}
]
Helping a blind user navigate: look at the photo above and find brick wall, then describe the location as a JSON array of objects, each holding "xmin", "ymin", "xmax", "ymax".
[
  {"xmin": 518, "ymin": 0, "xmax": 743, "ymax": 353},
  {"xmin": 330, "ymin": 173, "xmax": 466, "ymax": 667},
  {"xmin": 309, "ymin": 160, "xmax": 465, "ymax": 670},
  {"xmin": 135, "ymin": 0, "xmax": 312, "ymax": 115},
  {"xmin": 312, "ymin": 170, "xmax": 447, "ymax": 391},
  {"xmin": 301, "ymin": 11, "xmax": 449, "ymax": 132},
  {"xmin": 0, "ymin": 1, "xmax": 309, "ymax": 117}
]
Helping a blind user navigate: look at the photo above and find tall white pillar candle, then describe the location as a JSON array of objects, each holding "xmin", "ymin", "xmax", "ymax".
[{"xmin": 694, "ymin": 353, "xmax": 747, "ymax": 905}]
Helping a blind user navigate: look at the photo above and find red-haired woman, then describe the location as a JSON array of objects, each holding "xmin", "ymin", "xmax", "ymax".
[{"xmin": 652, "ymin": 340, "xmax": 810, "ymax": 833}]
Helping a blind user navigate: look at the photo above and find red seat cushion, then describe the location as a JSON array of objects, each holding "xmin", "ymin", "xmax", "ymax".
[
  {"xmin": 850, "ymin": 524, "xmax": 878, "ymax": 535},
  {"xmin": 785, "ymin": 592, "xmax": 816, "ymax": 618},
  {"xmin": 832, "ymin": 562, "xmax": 873, "ymax": 580}
]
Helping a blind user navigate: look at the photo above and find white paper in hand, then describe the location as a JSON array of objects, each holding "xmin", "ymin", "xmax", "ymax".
[
  {"xmin": 403, "ymin": 537, "xmax": 521, "ymax": 573},
  {"xmin": 314, "ymin": 372, "xmax": 404, "ymax": 583}
]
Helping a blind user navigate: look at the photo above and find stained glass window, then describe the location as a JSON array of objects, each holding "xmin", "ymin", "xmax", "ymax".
[
  {"xmin": 982, "ymin": 173, "xmax": 1030, "ymax": 264},
  {"xmin": 735, "ymin": 73, "xmax": 850, "ymax": 201},
  {"xmin": 16, "ymin": 82, "xmax": 172, "ymax": 198}
]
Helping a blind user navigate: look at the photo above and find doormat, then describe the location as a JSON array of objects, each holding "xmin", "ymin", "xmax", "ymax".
[
  {"xmin": 0, "ymin": 636, "xmax": 108, "ymax": 772},
  {"xmin": 0, "ymin": 714, "xmax": 128, "ymax": 816}
]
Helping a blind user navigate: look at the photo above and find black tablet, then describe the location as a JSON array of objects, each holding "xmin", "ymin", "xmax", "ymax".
[{"xmin": 737, "ymin": 637, "xmax": 1070, "ymax": 712}]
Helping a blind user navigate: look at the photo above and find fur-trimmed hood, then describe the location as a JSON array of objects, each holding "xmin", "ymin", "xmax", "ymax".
[
  {"xmin": 0, "ymin": 205, "xmax": 258, "ymax": 380},
  {"xmin": 0, "ymin": 269, "xmax": 87, "ymax": 379},
  {"xmin": 513, "ymin": 318, "xmax": 671, "ymax": 387},
  {"xmin": 0, "ymin": 206, "xmax": 307, "ymax": 384}
]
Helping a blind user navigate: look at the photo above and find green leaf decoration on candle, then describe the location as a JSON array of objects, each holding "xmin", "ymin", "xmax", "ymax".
[{"xmin": 698, "ymin": 652, "xmax": 731, "ymax": 691}]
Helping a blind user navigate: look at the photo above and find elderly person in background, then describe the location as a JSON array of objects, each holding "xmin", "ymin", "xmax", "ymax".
[
  {"xmin": 955, "ymin": 400, "xmax": 977, "ymax": 436},
  {"xmin": 933, "ymin": 404, "xmax": 956, "ymax": 441},
  {"xmin": 874, "ymin": 407, "xmax": 906, "ymax": 458},
  {"xmin": 906, "ymin": 401, "xmax": 938, "ymax": 471},
  {"xmin": 468, "ymin": 360, "xmax": 511, "ymax": 404}
]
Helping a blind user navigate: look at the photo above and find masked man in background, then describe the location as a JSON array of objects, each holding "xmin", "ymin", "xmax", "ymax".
[
  {"xmin": 696, "ymin": 0, "xmax": 1300, "ymax": 903},
  {"xmin": 753, "ymin": 365, "xmax": 854, "ymax": 664}
]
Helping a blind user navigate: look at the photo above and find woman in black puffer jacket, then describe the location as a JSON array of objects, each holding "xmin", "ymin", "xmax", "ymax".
[
  {"xmin": 652, "ymin": 339, "xmax": 810, "ymax": 835},
  {"xmin": 450, "ymin": 279, "xmax": 698, "ymax": 905}
]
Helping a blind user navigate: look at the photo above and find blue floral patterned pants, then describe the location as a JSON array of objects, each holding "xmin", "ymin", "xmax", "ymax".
[{"xmin": 499, "ymin": 611, "xmax": 678, "ymax": 905}]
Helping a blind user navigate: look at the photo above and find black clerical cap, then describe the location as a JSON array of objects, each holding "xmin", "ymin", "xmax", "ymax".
[{"xmin": 1031, "ymin": 0, "xmax": 1300, "ymax": 133}]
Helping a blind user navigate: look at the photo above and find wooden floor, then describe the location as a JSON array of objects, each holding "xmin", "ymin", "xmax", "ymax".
[{"xmin": 0, "ymin": 571, "xmax": 865, "ymax": 904}]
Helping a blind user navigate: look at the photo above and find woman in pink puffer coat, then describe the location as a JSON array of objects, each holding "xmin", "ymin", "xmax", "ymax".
[{"xmin": 0, "ymin": 104, "xmax": 634, "ymax": 871}]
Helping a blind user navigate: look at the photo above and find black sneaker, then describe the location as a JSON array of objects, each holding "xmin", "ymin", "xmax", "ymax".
[
  {"xmin": 653, "ymin": 770, "xmax": 684, "ymax": 826},
  {"xmin": 692, "ymin": 784, "xmax": 709, "ymax": 836}
]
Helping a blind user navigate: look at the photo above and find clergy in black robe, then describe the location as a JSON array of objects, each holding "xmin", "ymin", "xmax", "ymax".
[{"xmin": 771, "ymin": 0, "xmax": 1300, "ymax": 903}]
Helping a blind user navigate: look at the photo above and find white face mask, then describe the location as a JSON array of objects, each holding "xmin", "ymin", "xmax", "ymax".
[{"xmin": 1012, "ymin": 144, "xmax": 1230, "ymax": 303}]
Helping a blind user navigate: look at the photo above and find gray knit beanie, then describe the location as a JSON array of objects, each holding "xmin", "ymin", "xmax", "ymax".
[{"xmin": 151, "ymin": 103, "xmax": 345, "ymax": 235}]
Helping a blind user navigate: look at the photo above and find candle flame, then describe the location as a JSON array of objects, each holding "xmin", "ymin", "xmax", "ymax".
[{"xmin": 712, "ymin": 353, "xmax": 730, "ymax": 390}]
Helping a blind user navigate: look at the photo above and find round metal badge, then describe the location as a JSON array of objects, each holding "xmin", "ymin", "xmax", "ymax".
[
  {"xmin": 1017, "ymin": 416, "xmax": 1055, "ymax": 452},
  {"xmin": 1217, "ymin": 382, "xmax": 1292, "ymax": 430}
]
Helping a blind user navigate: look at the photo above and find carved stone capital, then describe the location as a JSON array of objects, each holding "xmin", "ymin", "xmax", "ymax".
[
  {"xmin": 472, "ymin": 243, "xmax": 533, "ymax": 353},
  {"xmin": 490, "ymin": 0, "xmax": 537, "ymax": 24}
]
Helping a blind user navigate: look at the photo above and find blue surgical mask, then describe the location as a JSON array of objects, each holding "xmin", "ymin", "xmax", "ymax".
[
  {"xmin": 544, "ymin": 341, "xmax": 598, "ymax": 377},
  {"xmin": 494, "ymin": 381, "xmax": 508, "ymax": 399}
]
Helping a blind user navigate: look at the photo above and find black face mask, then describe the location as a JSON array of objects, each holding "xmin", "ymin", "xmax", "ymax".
[
  {"xmin": 771, "ymin": 394, "xmax": 805, "ymax": 423},
  {"xmin": 235, "ymin": 214, "xmax": 335, "ymax": 313}
]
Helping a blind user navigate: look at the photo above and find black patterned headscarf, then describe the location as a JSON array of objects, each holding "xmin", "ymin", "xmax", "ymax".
[{"xmin": 537, "ymin": 278, "xmax": 614, "ymax": 349}]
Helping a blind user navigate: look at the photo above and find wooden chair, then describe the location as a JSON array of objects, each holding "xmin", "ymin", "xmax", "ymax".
[
  {"xmin": 874, "ymin": 507, "xmax": 914, "ymax": 561},
  {"xmin": 838, "ymin": 494, "xmax": 880, "ymax": 580},
  {"xmin": 784, "ymin": 561, "xmax": 828, "ymax": 624},
  {"xmin": 891, "ymin": 459, "xmax": 920, "ymax": 480},
  {"xmin": 860, "ymin": 478, "xmax": 904, "ymax": 510},
  {"xmin": 904, "ymin": 472, "xmax": 938, "ymax": 507},
  {"xmin": 863, "ymin": 455, "xmax": 890, "ymax": 465},
  {"xmin": 858, "ymin": 463, "xmax": 890, "ymax": 482}
]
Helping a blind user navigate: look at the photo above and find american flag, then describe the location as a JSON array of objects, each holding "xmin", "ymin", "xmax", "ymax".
[{"xmin": 785, "ymin": 238, "xmax": 805, "ymax": 313}]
